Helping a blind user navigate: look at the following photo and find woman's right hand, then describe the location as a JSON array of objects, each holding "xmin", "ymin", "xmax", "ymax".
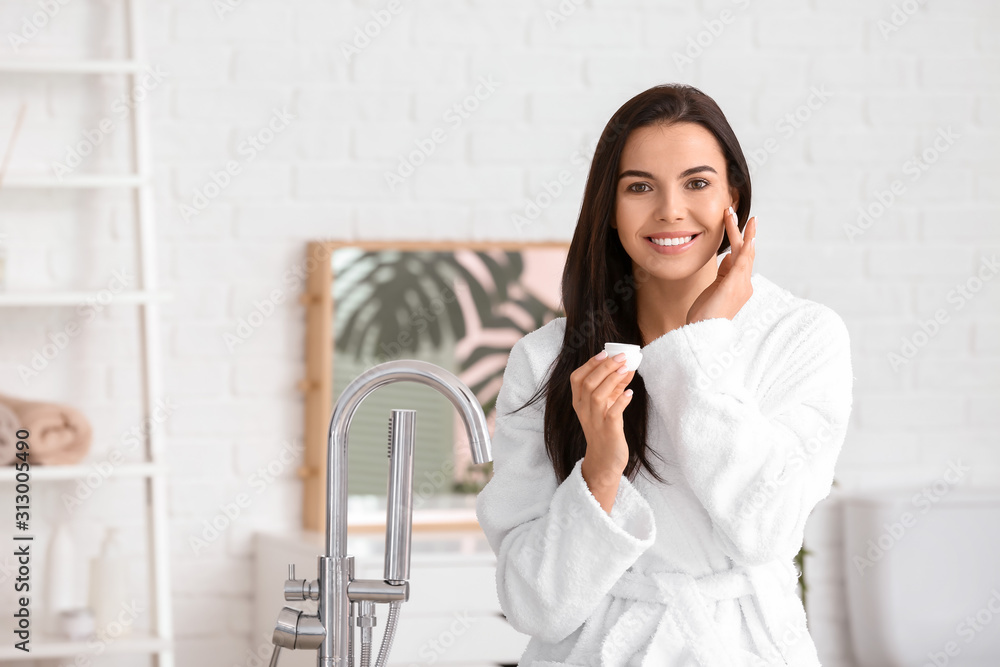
[{"xmin": 570, "ymin": 350, "xmax": 636, "ymax": 478}]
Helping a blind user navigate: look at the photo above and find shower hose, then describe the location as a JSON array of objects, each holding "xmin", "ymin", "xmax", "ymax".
[{"xmin": 354, "ymin": 599, "xmax": 402, "ymax": 667}]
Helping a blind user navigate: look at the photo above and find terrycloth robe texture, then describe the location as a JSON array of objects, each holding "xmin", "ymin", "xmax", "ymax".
[
  {"xmin": 0, "ymin": 392, "xmax": 93, "ymax": 465},
  {"xmin": 475, "ymin": 273, "xmax": 854, "ymax": 666}
]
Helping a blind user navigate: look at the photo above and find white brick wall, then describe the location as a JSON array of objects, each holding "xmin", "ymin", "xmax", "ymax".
[{"xmin": 0, "ymin": 0, "xmax": 997, "ymax": 665}]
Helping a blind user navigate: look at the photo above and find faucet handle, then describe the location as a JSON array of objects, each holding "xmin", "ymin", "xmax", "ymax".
[
  {"xmin": 272, "ymin": 606, "xmax": 325, "ymax": 651},
  {"xmin": 284, "ymin": 562, "xmax": 320, "ymax": 601}
]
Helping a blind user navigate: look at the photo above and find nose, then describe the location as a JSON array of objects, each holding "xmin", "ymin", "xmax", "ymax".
[{"xmin": 654, "ymin": 187, "xmax": 686, "ymax": 223}]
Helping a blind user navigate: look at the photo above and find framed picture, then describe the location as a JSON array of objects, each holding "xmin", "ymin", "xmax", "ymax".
[{"xmin": 298, "ymin": 240, "xmax": 569, "ymax": 532}]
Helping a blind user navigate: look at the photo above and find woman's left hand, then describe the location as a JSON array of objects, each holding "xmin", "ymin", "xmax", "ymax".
[{"xmin": 686, "ymin": 206, "xmax": 757, "ymax": 325}]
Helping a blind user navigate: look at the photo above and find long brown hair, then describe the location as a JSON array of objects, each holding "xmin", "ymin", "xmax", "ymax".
[{"xmin": 511, "ymin": 83, "xmax": 752, "ymax": 485}]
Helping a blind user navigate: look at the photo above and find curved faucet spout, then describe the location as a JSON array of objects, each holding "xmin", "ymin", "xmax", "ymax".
[{"xmin": 325, "ymin": 359, "xmax": 493, "ymax": 559}]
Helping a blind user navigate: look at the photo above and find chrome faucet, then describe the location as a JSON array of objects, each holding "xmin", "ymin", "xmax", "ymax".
[{"xmin": 268, "ymin": 359, "xmax": 493, "ymax": 667}]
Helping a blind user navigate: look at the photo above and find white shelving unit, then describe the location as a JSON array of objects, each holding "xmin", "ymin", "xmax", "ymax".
[
  {"xmin": 0, "ymin": 174, "xmax": 145, "ymax": 188},
  {"xmin": 0, "ymin": 1, "xmax": 175, "ymax": 665},
  {"xmin": 0, "ymin": 59, "xmax": 147, "ymax": 74},
  {"xmin": 0, "ymin": 291, "xmax": 171, "ymax": 306}
]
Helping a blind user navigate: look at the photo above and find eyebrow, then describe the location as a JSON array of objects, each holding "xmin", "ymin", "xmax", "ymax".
[{"xmin": 617, "ymin": 165, "xmax": 718, "ymax": 181}]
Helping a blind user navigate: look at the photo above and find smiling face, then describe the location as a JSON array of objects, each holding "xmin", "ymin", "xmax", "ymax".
[{"xmin": 613, "ymin": 121, "xmax": 739, "ymax": 281}]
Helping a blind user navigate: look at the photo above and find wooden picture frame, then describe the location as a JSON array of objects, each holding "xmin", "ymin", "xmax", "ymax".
[{"xmin": 298, "ymin": 240, "xmax": 569, "ymax": 532}]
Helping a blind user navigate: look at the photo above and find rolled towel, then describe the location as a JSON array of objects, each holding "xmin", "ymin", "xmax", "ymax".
[
  {"xmin": 0, "ymin": 401, "xmax": 22, "ymax": 465},
  {"xmin": 0, "ymin": 392, "xmax": 93, "ymax": 465}
]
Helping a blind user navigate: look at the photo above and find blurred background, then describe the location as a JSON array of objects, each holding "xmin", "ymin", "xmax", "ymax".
[{"xmin": 0, "ymin": 0, "xmax": 997, "ymax": 666}]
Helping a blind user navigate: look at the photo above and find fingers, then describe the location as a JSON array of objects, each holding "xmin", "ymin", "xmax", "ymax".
[
  {"xmin": 592, "ymin": 364, "xmax": 632, "ymax": 407},
  {"xmin": 588, "ymin": 349, "xmax": 609, "ymax": 368},
  {"xmin": 569, "ymin": 350, "xmax": 608, "ymax": 399},
  {"xmin": 580, "ymin": 354, "xmax": 626, "ymax": 390},
  {"xmin": 574, "ymin": 350, "xmax": 616, "ymax": 384},
  {"xmin": 572, "ymin": 351, "xmax": 608, "ymax": 391},
  {"xmin": 725, "ymin": 205, "xmax": 742, "ymax": 256},
  {"xmin": 614, "ymin": 369, "xmax": 635, "ymax": 392},
  {"xmin": 607, "ymin": 385, "xmax": 635, "ymax": 418},
  {"xmin": 744, "ymin": 215, "xmax": 757, "ymax": 269},
  {"xmin": 572, "ymin": 353, "xmax": 629, "ymax": 408},
  {"xmin": 725, "ymin": 206, "xmax": 757, "ymax": 272}
]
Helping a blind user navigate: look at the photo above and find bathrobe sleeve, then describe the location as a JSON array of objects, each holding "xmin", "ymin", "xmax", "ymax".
[
  {"xmin": 635, "ymin": 303, "xmax": 853, "ymax": 567},
  {"xmin": 475, "ymin": 334, "xmax": 657, "ymax": 644}
]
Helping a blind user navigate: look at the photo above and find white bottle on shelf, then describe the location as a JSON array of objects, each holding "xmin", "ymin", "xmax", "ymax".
[
  {"xmin": 88, "ymin": 527, "xmax": 132, "ymax": 641},
  {"xmin": 46, "ymin": 520, "xmax": 79, "ymax": 637}
]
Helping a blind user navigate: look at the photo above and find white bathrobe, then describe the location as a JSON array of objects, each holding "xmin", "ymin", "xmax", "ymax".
[{"xmin": 475, "ymin": 272, "xmax": 854, "ymax": 666}]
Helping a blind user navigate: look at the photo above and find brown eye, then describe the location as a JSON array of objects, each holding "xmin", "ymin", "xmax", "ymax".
[{"xmin": 626, "ymin": 182, "xmax": 651, "ymax": 193}]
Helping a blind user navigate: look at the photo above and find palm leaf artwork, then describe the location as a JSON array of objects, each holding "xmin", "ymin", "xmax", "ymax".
[
  {"xmin": 332, "ymin": 248, "xmax": 563, "ymax": 496},
  {"xmin": 335, "ymin": 250, "xmax": 462, "ymax": 363}
]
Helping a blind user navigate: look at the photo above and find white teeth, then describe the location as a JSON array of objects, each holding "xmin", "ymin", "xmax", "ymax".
[{"xmin": 649, "ymin": 235, "xmax": 694, "ymax": 246}]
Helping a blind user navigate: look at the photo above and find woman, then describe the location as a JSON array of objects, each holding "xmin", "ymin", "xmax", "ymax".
[{"xmin": 475, "ymin": 83, "xmax": 854, "ymax": 666}]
